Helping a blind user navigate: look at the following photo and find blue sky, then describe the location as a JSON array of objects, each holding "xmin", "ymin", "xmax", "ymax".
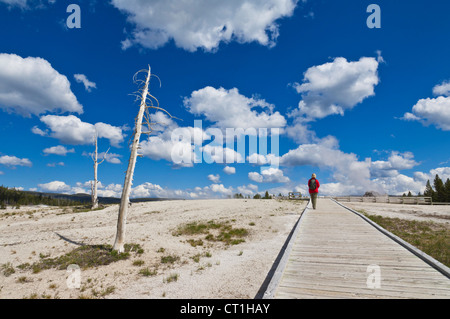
[{"xmin": 1, "ymin": 0, "xmax": 450, "ymax": 199}]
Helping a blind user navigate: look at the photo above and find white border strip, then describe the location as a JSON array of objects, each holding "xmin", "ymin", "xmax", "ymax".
[
  {"xmin": 332, "ymin": 199, "xmax": 450, "ymax": 279},
  {"xmin": 262, "ymin": 199, "xmax": 311, "ymax": 299}
]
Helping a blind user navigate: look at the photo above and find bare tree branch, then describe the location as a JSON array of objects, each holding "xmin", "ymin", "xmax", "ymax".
[{"xmin": 98, "ymin": 147, "xmax": 110, "ymax": 165}]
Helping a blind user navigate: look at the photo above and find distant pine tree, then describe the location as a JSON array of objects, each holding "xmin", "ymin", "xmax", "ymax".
[
  {"xmin": 433, "ymin": 174, "xmax": 446, "ymax": 203},
  {"xmin": 444, "ymin": 178, "xmax": 450, "ymax": 203},
  {"xmin": 424, "ymin": 180, "xmax": 434, "ymax": 198}
]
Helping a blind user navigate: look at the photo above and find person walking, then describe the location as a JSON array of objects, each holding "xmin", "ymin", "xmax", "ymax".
[{"xmin": 308, "ymin": 173, "xmax": 320, "ymax": 209}]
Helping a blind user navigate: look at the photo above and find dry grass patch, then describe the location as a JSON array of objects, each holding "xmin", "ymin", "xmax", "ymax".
[
  {"xmin": 360, "ymin": 211, "xmax": 450, "ymax": 267},
  {"xmin": 173, "ymin": 220, "xmax": 249, "ymax": 246}
]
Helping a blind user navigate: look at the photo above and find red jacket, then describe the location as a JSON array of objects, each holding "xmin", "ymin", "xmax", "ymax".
[{"xmin": 308, "ymin": 178, "xmax": 320, "ymax": 194}]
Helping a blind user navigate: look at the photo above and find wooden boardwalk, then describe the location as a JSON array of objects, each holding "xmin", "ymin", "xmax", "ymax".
[{"xmin": 265, "ymin": 198, "xmax": 450, "ymax": 299}]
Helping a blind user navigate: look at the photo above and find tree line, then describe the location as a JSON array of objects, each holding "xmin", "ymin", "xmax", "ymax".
[
  {"xmin": 0, "ymin": 186, "xmax": 83, "ymax": 209},
  {"xmin": 233, "ymin": 191, "xmax": 274, "ymax": 199},
  {"xmin": 423, "ymin": 174, "xmax": 450, "ymax": 203}
]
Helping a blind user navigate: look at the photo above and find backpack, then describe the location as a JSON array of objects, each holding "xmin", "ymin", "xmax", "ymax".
[{"xmin": 309, "ymin": 178, "xmax": 317, "ymax": 190}]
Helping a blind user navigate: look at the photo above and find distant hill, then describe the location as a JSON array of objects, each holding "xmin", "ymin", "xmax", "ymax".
[{"xmin": 19, "ymin": 190, "xmax": 177, "ymax": 205}]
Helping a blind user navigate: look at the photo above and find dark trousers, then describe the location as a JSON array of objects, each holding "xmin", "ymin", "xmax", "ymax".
[{"xmin": 310, "ymin": 193, "xmax": 318, "ymax": 209}]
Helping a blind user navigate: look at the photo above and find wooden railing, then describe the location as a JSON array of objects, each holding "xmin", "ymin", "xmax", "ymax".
[
  {"xmin": 287, "ymin": 192, "xmax": 309, "ymax": 200},
  {"xmin": 332, "ymin": 196, "xmax": 433, "ymax": 205}
]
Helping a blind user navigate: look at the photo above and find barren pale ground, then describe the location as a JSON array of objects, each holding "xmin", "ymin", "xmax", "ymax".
[
  {"xmin": 2, "ymin": 199, "xmax": 448, "ymax": 299},
  {"xmin": 0, "ymin": 199, "xmax": 305, "ymax": 299}
]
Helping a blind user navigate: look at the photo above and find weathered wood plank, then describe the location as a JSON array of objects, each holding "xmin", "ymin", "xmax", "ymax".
[
  {"xmin": 278, "ymin": 278, "xmax": 450, "ymax": 296},
  {"xmin": 283, "ymin": 261, "xmax": 445, "ymax": 279},
  {"xmin": 276, "ymin": 283, "xmax": 449, "ymax": 299},
  {"xmin": 280, "ymin": 272, "xmax": 446, "ymax": 291}
]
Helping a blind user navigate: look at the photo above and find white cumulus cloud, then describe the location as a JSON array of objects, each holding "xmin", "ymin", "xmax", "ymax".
[
  {"xmin": 223, "ymin": 166, "xmax": 236, "ymax": 175},
  {"xmin": 432, "ymin": 80, "xmax": 450, "ymax": 97},
  {"xmin": 0, "ymin": 53, "xmax": 83, "ymax": 116},
  {"xmin": 236, "ymin": 184, "xmax": 258, "ymax": 197},
  {"xmin": 112, "ymin": 0, "xmax": 298, "ymax": 52},
  {"xmin": 184, "ymin": 86, "xmax": 286, "ymax": 130},
  {"xmin": 38, "ymin": 181, "xmax": 71, "ymax": 193},
  {"xmin": 403, "ymin": 96, "xmax": 450, "ymax": 131},
  {"xmin": 138, "ymin": 112, "xmax": 207, "ymax": 167},
  {"xmin": 248, "ymin": 167, "xmax": 290, "ymax": 183},
  {"xmin": 207, "ymin": 174, "xmax": 221, "ymax": 183},
  {"xmin": 0, "ymin": 0, "xmax": 55, "ymax": 9},
  {"xmin": 370, "ymin": 151, "xmax": 419, "ymax": 178},
  {"xmin": 291, "ymin": 56, "xmax": 380, "ymax": 120},
  {"xmin": 0, "ymin": 155, "xmax": 32, "ymax": 167},
  {"xmin": 43, "ymin": 145, "xmax": 75, "ymax": 156},
  {"xmin": 74, "ymin": 74, "xmax": 97, "ymax": 92},
  {"xmin": 208, "ymin": 183, "xmax": 233, "ymax": 196},
  {"xmin": 38, "ymin": 115, "xmax": 125, "ymax": 147},
  {"xmin": 47, "ymin": 162, "xmax": 65, "ymax": 167},
  {"xmin": 0, "ymin": 0, "xmax": 28, "ymax": 8},
  {"xmin": 280, "ymin": 136, "xmax": 375, "ymax": 194}
]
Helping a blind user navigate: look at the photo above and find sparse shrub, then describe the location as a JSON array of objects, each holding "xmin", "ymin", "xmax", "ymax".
[
  {"xmin": 161, "ymin": 255, "xmax": 180, "ymax": 264},
  {"xmin": 132, "ymin": 260, "xmax": 145, "ymax": 266},
  {"xmin": 1, "ymin": 262, "xmax": 15, "ymax": 277},
  {"xmin": 16, "ymin": 276, "xmax": 31, "ymax": 283},
  {"xmin": 173, "ymin": 222, "xmax": 209, "ymax": 236},
  {"xmin": 187, "ymin": 239, "xmax": 203, "ymax": 247},
  {"xmin": 101, "ymin": 286, "xmax": 116, "ymax": 296},
  {"xmin": 164, "ymin": 273, "xmax": 179, "ymax": 283},
  {"xmin": 139, "ymin": 267, "xmax": 157, "ymax": 277},
  {"xmin": 191, "ymin": 254, "xmax": 201, "ymax": 263}
]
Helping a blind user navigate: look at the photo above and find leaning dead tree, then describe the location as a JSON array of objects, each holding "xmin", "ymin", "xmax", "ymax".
[
  {"xmin": 113, "ymin": 66, "xmax": 174, "ymax": 253},
  {"xmin": 90, "ymin": 131, "xmax": 109, "ymax": 210}
]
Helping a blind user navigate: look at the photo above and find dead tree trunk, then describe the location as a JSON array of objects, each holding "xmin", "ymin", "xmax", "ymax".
[
  {"xmin": 113, "ymin": 66, "xmax": 173, "ymax": 253},
  {"xmin": 91, "ymin": 132, "xmax": 109, "ymax": 210},
  {"xmin": 91, "ymin": 133, "xmax": 99, "ymax": 209}
]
